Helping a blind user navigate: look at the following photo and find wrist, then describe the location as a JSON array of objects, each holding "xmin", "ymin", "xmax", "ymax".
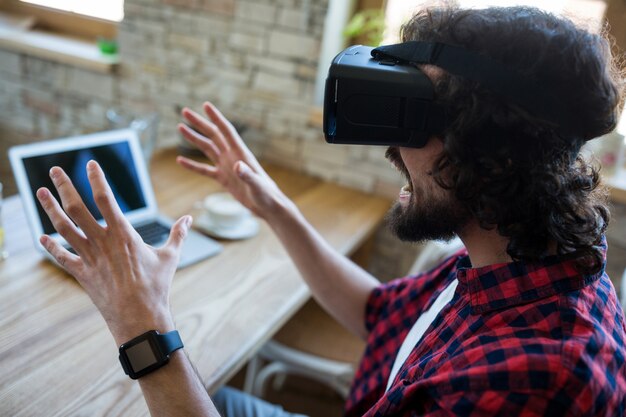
[
  {"xmin": 108, "ymin": 310, "xmax": 176, "ymax": 346},
  {"xmin": 264, "ymin": 195, "xmax": 300, "ymax": 229}
]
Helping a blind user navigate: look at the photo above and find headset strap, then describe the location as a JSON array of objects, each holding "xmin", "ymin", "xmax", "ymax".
[{"xmin": 372, "ymin": 41, "xmax": 575, "ymax": 136}]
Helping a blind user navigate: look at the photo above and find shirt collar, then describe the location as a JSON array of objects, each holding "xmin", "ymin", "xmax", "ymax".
[{"xmin": 455, "ymin": 240, "xmax": 606, "ymax": 315}]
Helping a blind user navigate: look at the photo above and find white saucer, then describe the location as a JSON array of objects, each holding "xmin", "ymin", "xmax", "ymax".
[{"xmin": 194, "ymin": 214, "xmax": 260, "ymax": 240}]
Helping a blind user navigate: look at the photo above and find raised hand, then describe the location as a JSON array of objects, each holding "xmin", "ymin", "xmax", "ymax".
[
  {"xmin": 176, "ymin": 102, "xmax": 290, "ymax": 220},
  {"xmin": 36, "ymin": 161, "xmax": 191, "ymax": 344}
]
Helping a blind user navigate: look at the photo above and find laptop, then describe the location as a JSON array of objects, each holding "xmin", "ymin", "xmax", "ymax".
[{"xmin": 9, "ymin": 128, "xmax": 222, "ymax": 268}]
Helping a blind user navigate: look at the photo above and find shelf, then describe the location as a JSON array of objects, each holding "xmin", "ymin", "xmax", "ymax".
[{"xmin": 0, "ymin": 26, "xmax": 118, "ymax": 73}]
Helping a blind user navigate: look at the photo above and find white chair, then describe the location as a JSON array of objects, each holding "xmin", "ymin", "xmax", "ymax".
[
  {"xmin": 244, "ymin": 299, "xmax": 364, "ymax": 399},
  {"xmin": 243, "ymin": 237, "xmax": 466, "ymax": 399},
  {"xmin": 407, "ymin": 237, "xmax": 465, "ymax": 276}
]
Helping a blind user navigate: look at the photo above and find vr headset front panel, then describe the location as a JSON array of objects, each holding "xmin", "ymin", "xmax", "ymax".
[{"xmin": 324, "ymin": 45, "xmax": 440, "ymax": 148}]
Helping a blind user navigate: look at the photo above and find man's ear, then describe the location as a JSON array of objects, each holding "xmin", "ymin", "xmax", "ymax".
[{"xmin": 417, "ymin": 64, "xmax": 447, "ymax": 83}]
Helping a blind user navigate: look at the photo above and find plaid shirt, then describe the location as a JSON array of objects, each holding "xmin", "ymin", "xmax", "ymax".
[{"xmin": 346, "ymin": 240, "xmax": 626, "ymax": 416}]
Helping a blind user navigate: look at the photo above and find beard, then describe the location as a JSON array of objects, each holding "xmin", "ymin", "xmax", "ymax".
[
  {"xmin": 386, "ymin": 195, "xmax": 469, "ymax": 242},
  {"xmin": 385, "ymin": 146, "xmax": 469, "ymax": 242}
]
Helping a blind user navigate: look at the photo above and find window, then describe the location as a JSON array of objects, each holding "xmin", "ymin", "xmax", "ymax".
[
  {"xmin": 0, "ymin": 0, "xmax": 120, "ymax": 71},
  {"xmin": 0, "ymin": 0, "xmax": 119, "ymax": 41},
  {"xmin": 20, "ymin": 0, "xmax": 124, "ymax": 22},
  {"xmin": 314, "ymin": 0, "xmax": 356, "ymax": 105}
]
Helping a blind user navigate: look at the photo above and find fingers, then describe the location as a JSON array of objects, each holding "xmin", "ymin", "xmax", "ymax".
[
  {"xmin": 202, "ymin": 101, "xmax": 265, "ymax": 173},
  {"xmin": 177, "ymin": 123, "xmax": 221, "ymax": 162},
  {"xmin": 203, "ymin": 102, "xmax": 240, "ymax": 148},
  {"xmin": 176, "ymin": 156, "xmax": 218, "ymax": 178},
  {"xmin": 181, "ymin": 107, "xmax": 229, "ymax": 152},
  {"xmin": 162, "ymin": 215, "xmax": 192, "ymax": 257},
  {"xmin": 235, "ymin": 161, "xmax": 264, "ymax": 191},
  {"xmin": 49, "ymin": 167, "xmax": 101, "ymax": 236},
  {"xmin": 85, "ymin": 160, "xmax": 130, "ymax": 230},
  {"xmin": 39, "ymin": 234, "xmax": 82, "ymax": 274},
  {"xmin": 36, "ymin": 187, "xmax": 88, "ymax": 251}
]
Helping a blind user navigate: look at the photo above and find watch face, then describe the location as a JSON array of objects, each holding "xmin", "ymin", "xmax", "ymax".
[
  {"xmin": 126, "ymin": 339, "xmax": 158, "ymax": 373},
  {"xmin": 119, "ymin": 330, "xmax": 182, "ymax": 379}
]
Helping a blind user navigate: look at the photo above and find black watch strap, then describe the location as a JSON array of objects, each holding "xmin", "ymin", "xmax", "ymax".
[{"xmin": 157, "ymin": 330, "xmax": 184, "ymax": 354}]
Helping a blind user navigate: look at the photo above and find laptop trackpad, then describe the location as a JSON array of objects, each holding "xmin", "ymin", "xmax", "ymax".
[
  {"xmin": 151, "ymin": 217, "xmax": 222, "ymax": 269},
  {"xmin": 178, "ymin": 228, "xmax": 222, "ymax": 268}
]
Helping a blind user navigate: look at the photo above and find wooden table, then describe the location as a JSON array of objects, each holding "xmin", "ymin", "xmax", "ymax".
[{"xmin": 0, "ymin": 149, "xmax": 391, "ymax": 417}]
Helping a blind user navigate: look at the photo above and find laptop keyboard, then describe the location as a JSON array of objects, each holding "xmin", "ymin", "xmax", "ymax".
[
  {"xmin": 135, "ymin": 222, "xmax": 171, "ymax": 245},
  {"xmin": 67, "ymin": 222, "xmax": 170, "ymax": 254}
]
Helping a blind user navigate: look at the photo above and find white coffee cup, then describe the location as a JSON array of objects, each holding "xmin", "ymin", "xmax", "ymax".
[{"xmin": 202, "ymin": 193, "xmax": 250, "ymax": 229}]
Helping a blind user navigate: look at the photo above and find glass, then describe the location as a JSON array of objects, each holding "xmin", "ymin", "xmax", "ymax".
[
  {"xmin": 0, "ymin": 182, "xmax": 7, "ymax": 260},
  {"xmin": 107, "ymin": 108, "xmax": 160, "ymax": 166}
]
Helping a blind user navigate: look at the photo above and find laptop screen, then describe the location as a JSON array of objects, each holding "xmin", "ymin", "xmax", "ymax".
[{"xmin": 23, "ymin": 141, "xmax": 147, "ymax": 235}]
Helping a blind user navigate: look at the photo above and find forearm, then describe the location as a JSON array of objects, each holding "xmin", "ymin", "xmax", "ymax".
[
  {"xmin": 266, "ymin": 198, "xmax": 380, "ymax": 339},
  {"xmin": 138, "ymin": 351, "xmax": 218, "ymax": 417}
]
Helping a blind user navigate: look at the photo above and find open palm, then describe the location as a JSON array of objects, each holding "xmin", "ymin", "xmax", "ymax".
[{"xmin": 176, "ymin": 102, "xmax": 286, "ymax": 218}]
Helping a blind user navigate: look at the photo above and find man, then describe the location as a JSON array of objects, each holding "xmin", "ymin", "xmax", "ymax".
[{"xmin": 35, "ymin": 5, "xmax": 625, "ymax": 417}]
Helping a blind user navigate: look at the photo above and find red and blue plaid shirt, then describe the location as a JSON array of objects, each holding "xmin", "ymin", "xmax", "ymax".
[{"xmin": 347, "ymin": 240, "xmax": 626, "ymax": 416}]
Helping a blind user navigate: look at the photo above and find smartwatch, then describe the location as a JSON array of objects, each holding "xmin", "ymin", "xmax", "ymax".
[{"xmin": 118, "ymin": 330, "xmax": 184, "ymax": 379}]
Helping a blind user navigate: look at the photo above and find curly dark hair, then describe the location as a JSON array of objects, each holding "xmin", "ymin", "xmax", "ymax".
[{"xmin": 400, "ymin": 5, "xmax": 624, "ymax": 273}]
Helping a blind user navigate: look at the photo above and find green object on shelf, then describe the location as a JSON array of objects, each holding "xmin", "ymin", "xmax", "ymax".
[
  {"xmin": 97, "ymin": 38, "xmax": 118, "ymax": 55},
  {"xmin": 343, "ymin": 9, "xmax": 386, "ymax": 46}
]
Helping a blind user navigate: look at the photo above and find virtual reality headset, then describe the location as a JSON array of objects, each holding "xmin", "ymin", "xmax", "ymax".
[{"xmin": 323, "ymin": 41, "xmax": 575, "ymax": 148}]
